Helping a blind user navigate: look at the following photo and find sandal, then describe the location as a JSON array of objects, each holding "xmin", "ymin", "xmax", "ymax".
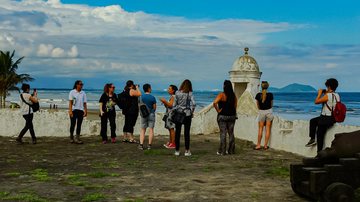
[
  {"xmin": 122, "ymin": 139, "xmax": 129, "ymax": 143},
  {"xmin": 128, "ymin": 139, "xmax": 138, "ymax": 144},
  {"xmin": 263, "ymin": 146, "xmax": 270, "ymax": 150},
  {"xmin": 253, "ymin": 146, "xmax": 262, "ymax": 150}
]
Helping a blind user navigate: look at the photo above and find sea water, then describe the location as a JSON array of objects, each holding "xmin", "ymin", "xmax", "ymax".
[{"xmin": 6, "ymin": 90, "xmax": 360, "ymax": 126}]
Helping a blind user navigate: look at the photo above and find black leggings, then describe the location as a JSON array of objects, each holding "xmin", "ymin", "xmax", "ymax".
[
  {"xmin": 18, "ymin": 113, "xmax": 36, "ymax": 140},
  {"xmin": 309, "ymin": 115, "xmax": 334, "ymax": 152},
  {"xmin": 175, "ymin": 116, "xmax": 192, "ymax": 151},
  {"xmin": 101, "ymin": 112, "xmax": 116, "ymax": 140},
  {"xmin": 123, "ymin": 113, "xmax": 138, "ymax": 134},
  {"xmin": 70, "ymin": 110, "xmax": 84, "ymax": 137}
]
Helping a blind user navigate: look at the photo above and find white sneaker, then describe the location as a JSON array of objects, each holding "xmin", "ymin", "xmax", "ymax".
[
  {"xmin": 184, "ymin": 151, "xmax": 192, "ymax": 156},
  {"xmin": 174, "ymin": 151, "xmax": 180, "ymax": 156}
]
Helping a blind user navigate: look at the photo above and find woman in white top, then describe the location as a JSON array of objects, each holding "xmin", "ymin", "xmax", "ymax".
[
  {"xmin": 16, "ymin": 83, "xmax": 38, "ymax": 144},
  {"xmin": 305, "ymin": 78, "xmax": 340, "ymax": 152}
]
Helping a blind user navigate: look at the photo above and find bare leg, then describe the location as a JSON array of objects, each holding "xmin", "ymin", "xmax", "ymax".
[
  {"xmin": 148, "ymin": 128, "xmax": 154, "ymax": 145},
  {"xmin": 170, "ymin": 128, "xmax": 175, "ymax": 144},
  {"xmin": 123, "ymin": 132, "xmax": 128, "ymax": 141},
  {"xmin": 140, "ymin": 128, "xmax": 146, "ymax": 145},
  {"xmin": 264, "ymin": 121, "xmax": 272, "ymax": 148},
  {"xmin": 256, "ymin": 122, "xmax": 265, "ymax": 149}
]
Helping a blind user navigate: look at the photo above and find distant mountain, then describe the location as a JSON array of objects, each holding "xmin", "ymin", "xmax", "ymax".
[{"xmin": 269, "ymin": 83, "xmax": 316, "ymax": 92}]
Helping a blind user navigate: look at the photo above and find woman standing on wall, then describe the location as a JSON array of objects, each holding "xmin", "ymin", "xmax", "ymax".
[
  {"xmin": 99, "ymin": 83, "xmax": 118, "ymax": 144},
  {"xmin": 254, "ymin": 81, "xmax": 274, "ymax": 150},
  {"xmin": 213, "ymin": 80, "xmax": 238, "ymax": 155},
  {"xmin": 173, "ymin": 79, "xmax": 196, "ymax": 156},
  {"xmin": 16, "ymin": 83, "xmax": 39, "ymax": 144},
  {"xmin": 68, "ymin": 80, "xmax": 87, "ymax": 144},
  {"xmin": 121, "ymin": 80, "xmax": 141, "ymax": 143}
]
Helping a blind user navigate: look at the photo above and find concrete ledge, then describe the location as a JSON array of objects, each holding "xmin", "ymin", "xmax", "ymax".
[{"xmin": 1, "ymin": 108, "xmax": 359, "ymax": 157}]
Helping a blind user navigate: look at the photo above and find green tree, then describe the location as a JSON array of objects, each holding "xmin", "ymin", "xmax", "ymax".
[{"xmin": 0, "ymin": 50, "xmax": 34, "ymax": 108}]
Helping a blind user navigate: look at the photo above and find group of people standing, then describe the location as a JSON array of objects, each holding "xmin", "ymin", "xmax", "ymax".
[
  {"xmin": 68, "ymin": 79, "xmax": 197, "ymax": 156},
  {"xmin": 15, "ymin": 77, "xmax": 341, "ymax": 156}
]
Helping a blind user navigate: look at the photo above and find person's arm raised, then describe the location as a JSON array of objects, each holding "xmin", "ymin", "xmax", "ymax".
[{"xmin": 314, "ymin": 89, "xmax": 328, "ymax": 104}]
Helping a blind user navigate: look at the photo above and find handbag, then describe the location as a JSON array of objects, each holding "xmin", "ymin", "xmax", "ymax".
[
  {"xmin": 162, "ymin": 114, "xmax": 168, "ymax": 122},
  {"xmin": 171, "ymin": 93, "xmax": 191, "ymax": 124},
  {"xmin": 20, "ymin": 93, "xmax": 40, "ymax": 113},
  {"xmin": 171, "ymin": 111, "xmax": 186, "ymax": 124}
]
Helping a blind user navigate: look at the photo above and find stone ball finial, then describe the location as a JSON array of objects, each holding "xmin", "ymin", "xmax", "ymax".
[{"xmin": 244, "ymin": 47, "xmax": 249, "ymax": 55}]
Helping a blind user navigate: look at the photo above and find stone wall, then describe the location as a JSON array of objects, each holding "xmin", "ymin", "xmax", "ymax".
[{"xmin": 1, "ymin": 107, "xmax": 359, "ymax": 157}]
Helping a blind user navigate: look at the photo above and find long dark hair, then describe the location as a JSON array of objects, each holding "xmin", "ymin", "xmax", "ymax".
[
  {"xmin": 179, "ymin": 79, "xmax": 192, "ymax": 93},
  {"xmin": 223, "ymin": 80, "xmax": 235, "ymax": 105},
  {"xmin": 124, "ymin": 80, "xmax": 134, "ymax": 92},
  {"xmin": 73, "ymin": 80, "xmax": 82, "ymax": 89},
  {"xmin": 103, "ymin": 83, "xmax": 112, "ymax": 94},
  {"xmin": 21, "ymin": 83, "xmax": 30, "ymax": 93}
]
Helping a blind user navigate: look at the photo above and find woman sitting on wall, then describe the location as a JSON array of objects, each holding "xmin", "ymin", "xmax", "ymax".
[{"xmin": 305, "ymin": 78, "xmax": 340, "ymax": 153}]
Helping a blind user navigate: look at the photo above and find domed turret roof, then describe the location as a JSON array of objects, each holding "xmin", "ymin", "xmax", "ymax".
[{"xmin": 231, "ymin": 47, "xmax": 260, "ymax": 72}]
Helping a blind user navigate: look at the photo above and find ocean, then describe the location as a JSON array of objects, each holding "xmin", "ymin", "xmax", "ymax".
[{"xmin": 6, "ymin": 90, "xmax": 360, "ymax": 126}]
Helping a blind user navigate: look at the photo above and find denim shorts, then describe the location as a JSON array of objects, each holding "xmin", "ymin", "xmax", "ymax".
[{"xmin": 141, "ymin": 113, "xmax": 156, "ymax": 128}]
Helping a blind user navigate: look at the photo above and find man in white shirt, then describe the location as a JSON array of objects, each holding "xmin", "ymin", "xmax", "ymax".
[{"xmin": 69, "ymin": 80, "xmax": 87, "ymax": 144}]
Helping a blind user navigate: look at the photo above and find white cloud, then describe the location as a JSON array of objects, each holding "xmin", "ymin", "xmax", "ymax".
[
  {"xmin": 68, "ymin": 45, "xmax": 78, "ymax": 58},
  {"xmin": 36, "ymin": 44, "xmax": 78, "ymax": 58}
]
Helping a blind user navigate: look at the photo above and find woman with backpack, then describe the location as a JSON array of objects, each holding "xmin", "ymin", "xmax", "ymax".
[
  {"xmin": 16, "ymin": 83, "xmax": 39, "ymax": 144},
  {"xmin": 305, "ymin": 78, "xmax": 340, "ymax": 152}
]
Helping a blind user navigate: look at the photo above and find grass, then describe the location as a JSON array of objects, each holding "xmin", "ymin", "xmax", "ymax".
[
  {"xmin": 0, "ymin": 192, "xmax": 10, "ymax": 197},
  {"xmin": 31, "ymin": 169, "xmax": 52, "ymax": 181},
  {"xmin": 0, "ymin": 192, "xmax": 48, "ymax": 202},
  {"xmin": 82, "ymin": 193, "xmax": 106, "ymax": 202},
  {"xmin": 66, "ymin": 172, "xmax": 119, "ymax": 188},
  {"xmin": 143, "ymin": 149, "xmax": 169, "ymax": 156},
  {"xmin": 6, "ymin": 159, "xmax": 17, "ymax": 163},
  {"xmin": 5, "ymin": 172, "xmax": 21, "ymax": 177},
  {"xmin": 266, "ymin": 166, "xmax": 290, "ymax": 178},
  {"xmin": 92, "ymin": 161, "xmax": 120, "ymax": 169}
]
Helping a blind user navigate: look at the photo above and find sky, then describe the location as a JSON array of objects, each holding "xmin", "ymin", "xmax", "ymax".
[{"xmin": 0, "ymin": 0, "xmax": 359, "ymax": 91}]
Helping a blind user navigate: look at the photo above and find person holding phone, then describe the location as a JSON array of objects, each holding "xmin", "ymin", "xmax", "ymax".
[
  {"xmin": 121, "ymin": 80, "xmax": 141, "ymax": 143},
  {"xmin": 305, "ymin": 78, "xmax": 340, "ymax": 153},
  {"xmin": 68, "ymin": 80, "xmax": 87, "ymax": 144},
  {"xmin": 16, "ymin": 83, "xmax": 39, "ymax": 144}
]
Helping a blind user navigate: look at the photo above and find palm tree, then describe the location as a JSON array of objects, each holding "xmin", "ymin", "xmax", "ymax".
[{"xmin": 0, "ymin": 50, "xmax": 34, "ymax": 108}]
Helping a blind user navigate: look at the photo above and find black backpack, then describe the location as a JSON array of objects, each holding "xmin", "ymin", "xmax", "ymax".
[{"xmin": 117, "ymin": 91, "xmax": 128, "ymax": 110}]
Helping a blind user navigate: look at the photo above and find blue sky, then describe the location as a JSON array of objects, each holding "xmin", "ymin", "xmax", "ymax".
[{"xmin": 1, "ymin": 0, "xmax": 360, "ymax": 91}]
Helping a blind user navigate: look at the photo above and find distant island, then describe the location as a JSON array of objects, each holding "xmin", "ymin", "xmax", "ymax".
[{"xmin": 269, "ymin": 83, "xmax": 316, "ymax": 92}]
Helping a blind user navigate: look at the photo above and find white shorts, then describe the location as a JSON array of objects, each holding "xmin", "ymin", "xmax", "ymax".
[{"xmin": 258, "ymin": 109, "xmax": 274, "ymax": 122}]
